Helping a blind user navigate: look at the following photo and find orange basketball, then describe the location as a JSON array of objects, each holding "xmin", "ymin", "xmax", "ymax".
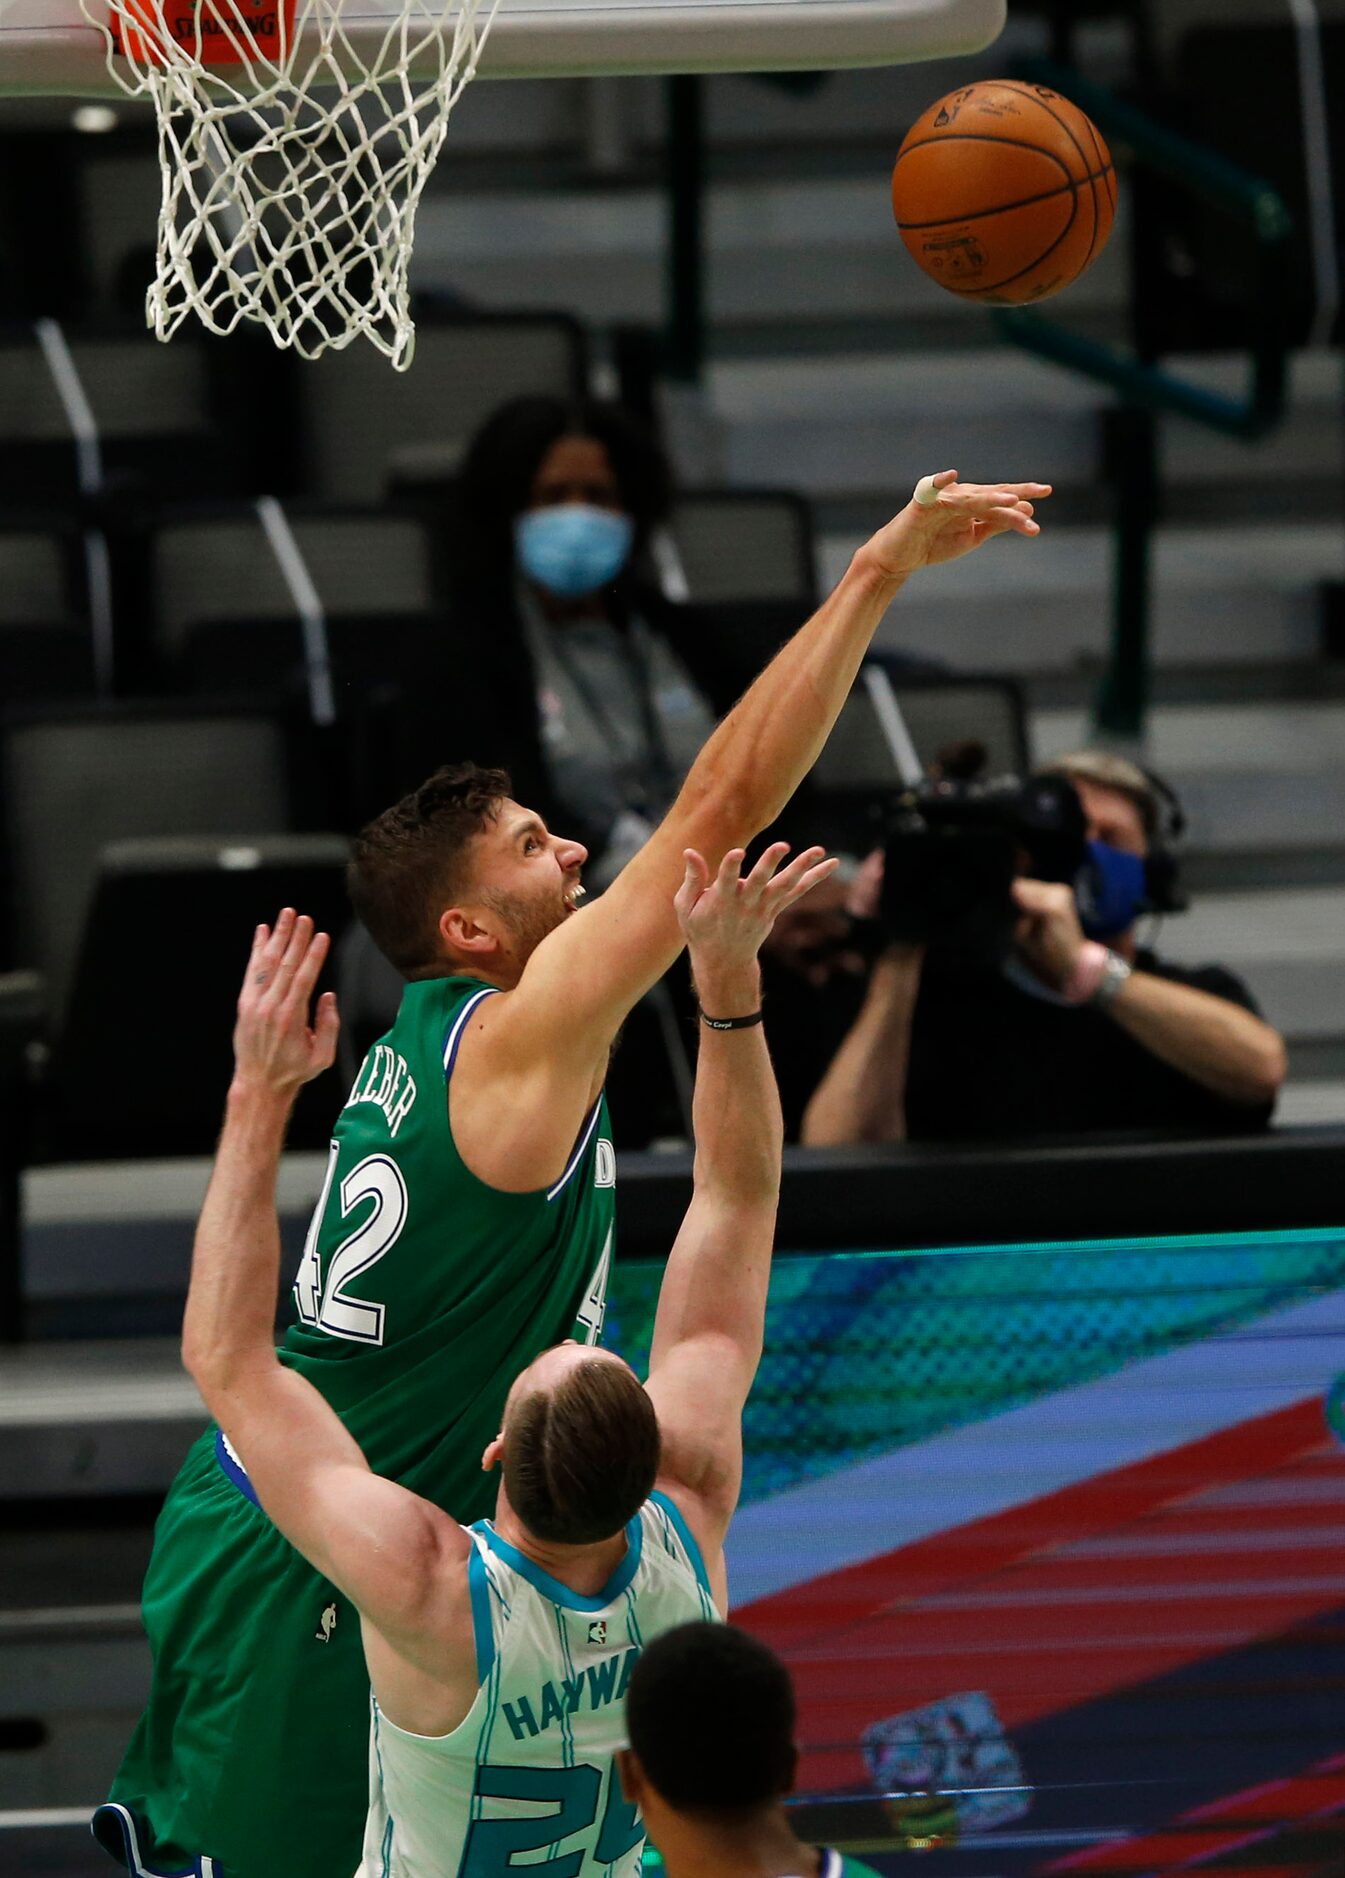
[{"xmin": 891, "ymin": 80, "xmax": 1116, "ymax": 305}]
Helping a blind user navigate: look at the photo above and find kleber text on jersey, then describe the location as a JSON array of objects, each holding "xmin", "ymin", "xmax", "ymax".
[{"xmin": 344, "ymin": 1044, "xmax": 417, "ymax": 1138}]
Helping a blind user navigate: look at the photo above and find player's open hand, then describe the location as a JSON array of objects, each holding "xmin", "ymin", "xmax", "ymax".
[
  {"xmin": 676, "ymin": 843, "xmax": 840, "ymax": 974},
  {"xmin": 233, "ymin": 908, "xmax": 340, "ymax": 1096},
  {"xmin": 864, "ymin": 471, "xmax": 1051, "ymax": 580}
]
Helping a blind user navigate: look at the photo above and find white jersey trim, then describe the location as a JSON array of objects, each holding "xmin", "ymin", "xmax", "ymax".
[
  {"xmin": 90, "ymin": 1802, "xmax": 218, "ymax": 1878},
  {"xmin": 441, "ymin": 986, "xmax": 501, "ymax": 1076},
  {"xmin": 546, "ymin": 1098, "xmax": 603, "ymax": 1203}
]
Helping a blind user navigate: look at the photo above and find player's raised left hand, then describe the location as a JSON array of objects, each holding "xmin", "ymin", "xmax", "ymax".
[
  {"xmin": 233, "ymin": 908, "xmax": 340, "ymax": 1095},
  {"xmin": 863, "ymin": 470, "xmax": 1052, "ymax": 580},
  {"xmin": 676, "ymin": 843, "xmax": 839, "ymax": 971}
]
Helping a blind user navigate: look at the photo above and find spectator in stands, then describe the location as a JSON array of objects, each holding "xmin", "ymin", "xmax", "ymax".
[
  {"xmin": 449, "ymin": 395, "xmax": 724, "ymax": 887},
  {"xmin": 800, "ymin": 751, "xmax": 1287, "ymax": 1144},
  {"xmin": 620, "ymin": 1622, "xmax": 881, "ymax": 1878},
  {"xmin": 356, "ymin": 393, "xmax": 804, "ymax": 1140}
]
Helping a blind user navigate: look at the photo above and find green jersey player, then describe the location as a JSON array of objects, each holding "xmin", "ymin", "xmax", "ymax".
[
  {"xmin": 96, "ymin": 471, "xmax": 1048, "ymax": 1878},
  {"xmin": 124, "ymin": 839, "xmax": 825, "ymax": 1878}
]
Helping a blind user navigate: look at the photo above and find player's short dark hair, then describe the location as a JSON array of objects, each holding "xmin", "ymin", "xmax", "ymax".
[
  {"xmin": 625, "ymin": 1623, "xmax": 796, "ymax": 1817},
  {"xmin": 348, "ymin": 762, "xmax": 512, "ymax": 976},
  {"xmin": 505, "ymin": 1357, "xmax": 661, "ymax": 1546}
]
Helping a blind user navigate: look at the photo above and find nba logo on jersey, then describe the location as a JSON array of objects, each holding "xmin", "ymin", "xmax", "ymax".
[
  {"xmin": 588, "ymin": 1619, "xmax": 608, "ymax": 1646},
  {"xmin": 594, "ymin": 1140, "xmax": 616, "ymax": 1188}
]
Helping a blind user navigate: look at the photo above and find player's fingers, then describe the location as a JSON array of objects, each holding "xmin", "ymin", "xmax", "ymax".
[
  {"xmin": 269, "ymin": 912, "xmax": 314, "ymax": 1001},
  {"xmin": 743, "ymin": 841, "xmax": 791, "ymax": 894},
  {"xmin": 313, "ymin": 990, "xmax": 340, "ymax": 1067},
  {"xmin": 981, "ymin": 505, "xmax": 1040, "ymax": 536},
  {"xmin": 763, "ymin": 845, "xmax": 828, "ymax": 897},
  {"xmin": 674, "ymin": 850, "xmax": 709, "ymax": 916},
  {"xmin": 257, "ymin": 906, "xmax": 296, "ymax": 973},
  {"xmin": 775, "ymin": 856, "xmax": 841, "ymax": 909},
  {"xmin": 950, "ymin": 484, "xmax": 1047, "ymax": 515},
  {"xmin": 715, "ymin": 847, "xmax": 748, "ymax": 891},
  {"xmin": 286, "ymin": 928, "xmax": 330, "ymax": 1012},
  {"xmin": 956, "ymin": 480, "xmax": 1051, "ymax": 501}
]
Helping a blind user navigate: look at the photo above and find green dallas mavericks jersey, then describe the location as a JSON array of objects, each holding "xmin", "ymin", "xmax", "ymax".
[
  {"xmin": 282, "ymin": 974, "xmax": 616, "ymax": 1504},
  {"xmin": 358, "ymin": 1495, "xmax": 718, "ymax": 1878},
  {"xmin": 99, "ymin": 975, "xmax": 615, "ymax": 1878}
]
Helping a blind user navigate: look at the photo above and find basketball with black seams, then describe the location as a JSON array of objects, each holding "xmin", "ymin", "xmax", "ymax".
[{"xmin": 891, "ymin": 80, "xmax": 1116, "ymax": 304}]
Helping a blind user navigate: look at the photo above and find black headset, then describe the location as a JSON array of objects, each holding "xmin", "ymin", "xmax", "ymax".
[{"xmin": 1132, "ymin": 763, "xmax": 1187, "ymax": 916}]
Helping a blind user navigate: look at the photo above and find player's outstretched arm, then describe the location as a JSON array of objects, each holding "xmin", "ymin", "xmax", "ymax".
[
  {"xmin": 181, "ymin": 913, "xmax": 468, "ymax": 1649},
  {"xmin": 489, "ymin": 473, "xmax": 1049, "ymax": 1074},
  {"xmin": 643, "ymin": 845, "xmax": 835, "ymax": 1611}
]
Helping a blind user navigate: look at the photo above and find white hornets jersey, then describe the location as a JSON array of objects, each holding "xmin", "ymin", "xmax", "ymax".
[{"xmin": 359, "ymin": 1494, "xmax": 719, "ymax": 1878}]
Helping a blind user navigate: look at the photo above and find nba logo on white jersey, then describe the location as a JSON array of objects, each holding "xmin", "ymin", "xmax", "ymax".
[
  {"xmin": 588, "ymin": 1620, "xmax": 607, "ymax": 1645},
  {"xmin": 594, "ymin": 1140, "xmax": 616, "ymax": 1188}
]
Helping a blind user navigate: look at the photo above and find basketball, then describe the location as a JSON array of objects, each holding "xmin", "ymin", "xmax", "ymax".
[{"xmin": 891, "ymin": 80, "xmax": 1116, "ymax": 305}]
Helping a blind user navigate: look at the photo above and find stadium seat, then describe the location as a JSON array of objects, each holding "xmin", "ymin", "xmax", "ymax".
[
  {"xmin": 0, "ymin": 703, "xmax": 360, "ymax": 1157},
  {"xmin": 147, "ymin": 501, "xmax": 444, "ymax": 675},
  {"xmin": 143, "ymin": 500, "xmax": 502, "ymax": 821},
  {"xmin": 61, "ymin": 834, "xmax": 351, "ymax": 1157},
  {"xmin": 0, "ymin": 322, "xmax": 249, "ymax": 511},
  {"xmin": 665, "ymin": 488, "xmax": 818, "ymax": 607},
  {"xmin": 0, "ymin": 703, "xmax": 294, "ymax": 1009},
  {"xmin": 0, "ymin": 520, "xmax": 96, "ymax": 703},
  {"xmin": 296, "ymin": 309, "xmax": 588, "ymax": 502},
  {"xmin": 805, "ymin": 668, "xmax": 1030, "ymax": 850}
]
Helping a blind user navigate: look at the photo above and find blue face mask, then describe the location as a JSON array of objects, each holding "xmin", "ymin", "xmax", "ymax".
[
  {"xmin": 515, "ymin": 504, "xmax": 635, "ymax": 599},
  {"xmin": 1074, "ymin": 838, "xmax": 1149, "ymax": 939}
]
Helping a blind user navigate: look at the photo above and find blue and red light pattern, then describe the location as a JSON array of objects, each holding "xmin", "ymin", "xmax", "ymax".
[{"xmin": 609, "ymin": 1228, "xmax": 1345, "ymax": 1876}]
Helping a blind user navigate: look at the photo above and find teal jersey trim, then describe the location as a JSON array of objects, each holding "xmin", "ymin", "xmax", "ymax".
[
  {"xmin": 473, "ymin": 1515, "xmax": 644, "ymax": 1611},
  {"xmin": 648, "ymin": 1490, "xmax": 713, "ymax": 1599},
  {"xmin": 467, "ymin": 1542, "xmax": 496, "ymax": 1683}
]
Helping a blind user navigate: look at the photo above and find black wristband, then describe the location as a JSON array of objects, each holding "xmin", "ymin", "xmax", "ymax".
[{"xmin": 700, "ymin": 1009, "xmax": 765, "ymax": 1031}]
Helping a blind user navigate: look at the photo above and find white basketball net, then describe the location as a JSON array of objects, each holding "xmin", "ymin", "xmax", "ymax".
[{"xmin": 85, "ymin": 0, "xmax": 499, "ymax": 368}]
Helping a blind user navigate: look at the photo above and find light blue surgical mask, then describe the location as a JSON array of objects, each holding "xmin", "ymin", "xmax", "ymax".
[{"xmin": 515, "ymin": 504, "xmax": 634, "ymax": 599}]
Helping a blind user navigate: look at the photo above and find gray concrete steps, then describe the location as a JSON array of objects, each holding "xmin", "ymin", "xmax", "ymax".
[
  {"xmin": 720, "ymin": 347, "xmax": 1341, "ymax": 504},
  {"xmin": 1142, "ymin": 884, "xmax": 1345, "ymax": 1047},
  {"xmin": 815, "ymin": 519, "xmax": 1343, "ymax": 677},
  {"xmin": 414, "ymin": 169, "xmax": 1130, "ymax": 331},
  {"xmin": 0, "ymin": 1336, "xmax": 206, "ymax": 1497},
  {"xmin": 1030, "ymin": 701, "xmax": 1345, "ymax": 857},
  {"xmin": 1276, "ymin": 1079, "xmax": 1345, "ymax": 1125}
]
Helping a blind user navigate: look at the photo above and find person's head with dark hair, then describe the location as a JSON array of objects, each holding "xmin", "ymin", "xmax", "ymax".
[
  {"xmin": 453, "ymin": 394, "xmax": 672, "ymax": 609},
  {"xmin": 481, "ymin": 1344, "xmax": 661, "ymax": 1547},
  {"xmin": 348, "ymin": 761, "xmax": 588, "ymax": 982},
  {"xmin": 618, "ymin": 1623, "xmax": 838, "ymax": 1878}
]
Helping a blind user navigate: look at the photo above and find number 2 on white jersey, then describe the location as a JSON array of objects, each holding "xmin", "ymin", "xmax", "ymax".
[{"xmin": 293, "ymin": 1144, "xmax": 407, "ymax": 1345}]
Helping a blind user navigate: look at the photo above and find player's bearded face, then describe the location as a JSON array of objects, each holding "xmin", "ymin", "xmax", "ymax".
[{"xmin": 481, "ymin": 884, "xmax": 568, "ymax": 968}]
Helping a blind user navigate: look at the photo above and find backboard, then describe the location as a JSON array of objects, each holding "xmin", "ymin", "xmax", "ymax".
[{"xmin": 0, "ymin": 0, "xmax": 1006, "ymax": 96}]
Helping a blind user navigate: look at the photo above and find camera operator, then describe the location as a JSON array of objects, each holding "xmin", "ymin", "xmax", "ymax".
[{"xmin": 801, "ymin": 751, "xmax": 1286, "ymax": 1145}]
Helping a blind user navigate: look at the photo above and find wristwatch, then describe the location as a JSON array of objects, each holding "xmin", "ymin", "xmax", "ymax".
[{"xmin": 1090, "ymin": 950, "xmax": 1133, "ymax": 1011}]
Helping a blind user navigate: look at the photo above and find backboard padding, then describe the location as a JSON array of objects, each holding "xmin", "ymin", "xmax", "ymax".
[{"xmin": 0, "ymin": 0, "xmax": 1006, "ymax": 96}]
